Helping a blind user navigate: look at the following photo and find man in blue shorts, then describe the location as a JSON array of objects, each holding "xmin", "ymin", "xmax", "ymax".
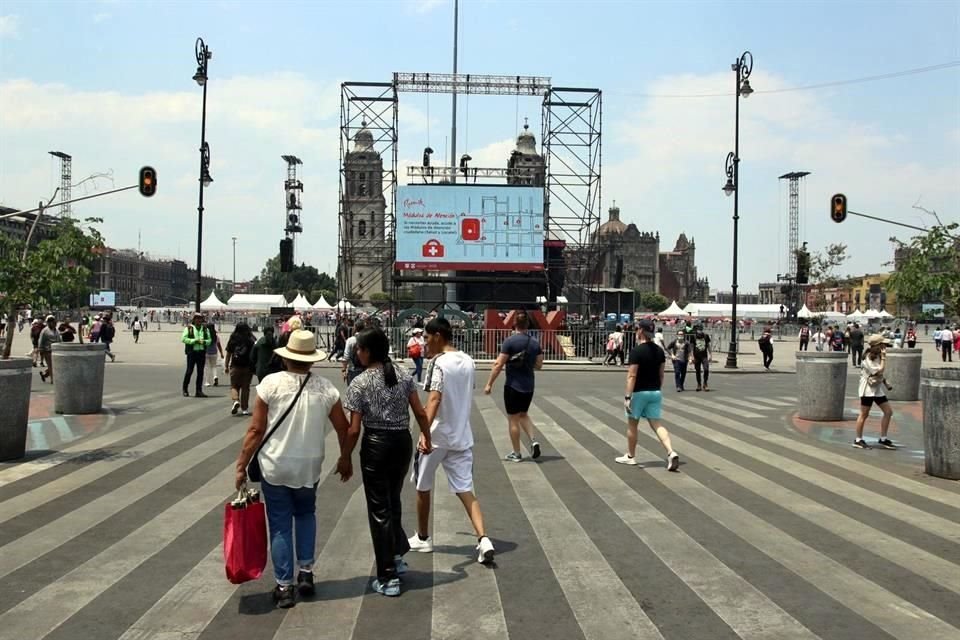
[{"xmin": 618, "ymin": 319, "xmax": 680, "ymax": 471}]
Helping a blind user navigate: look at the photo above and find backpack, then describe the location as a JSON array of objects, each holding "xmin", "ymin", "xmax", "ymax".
[
  {"xmin": 831, "ymin": 333, "xmax": 844, "ymax": 350},
  {"xmin": 232, "ymin": 338, "xmax": 253, "ymax": 367},
  {"xmin": 101, "ymin": 323, "xmax": 115, "ymax": 342},
  {"xmin": 606, "ymin": 337, "xmax": 617, "ymax": 352}
]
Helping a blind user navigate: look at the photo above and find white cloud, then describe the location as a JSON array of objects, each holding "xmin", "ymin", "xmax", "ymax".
[{"xmin": 0, "ymin": 14, "xmax": 19, "ymax": 38}]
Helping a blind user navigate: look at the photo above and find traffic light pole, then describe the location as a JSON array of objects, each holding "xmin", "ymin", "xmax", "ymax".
[{"xmin": 0, "ymin": 184, "xmax": 138, "ymax": 220}]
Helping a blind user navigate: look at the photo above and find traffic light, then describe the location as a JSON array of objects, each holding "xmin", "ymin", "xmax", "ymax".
[
  {"xmin": 831, "ymin": 193, "xmax": 847, "ymax": 223},
  {"xmin": 279, "ymin": 238, "xmax": 293, "ymax": 272},
  {"xmin": 139, "ymin": 166, "xmax": 157, "ymax": 197}
]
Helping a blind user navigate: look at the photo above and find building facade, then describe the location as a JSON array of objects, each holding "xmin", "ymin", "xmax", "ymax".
[
  {"xmin": 92, "ymin": 247, "xmax": 215, "ymax": 306},
  {"xmin": 590, "ymin": 204, "xmax": 660, "ymax": 293},
  {"xmin": 659, "ymin": 234, "xmax": 709, "ymax": 303}
]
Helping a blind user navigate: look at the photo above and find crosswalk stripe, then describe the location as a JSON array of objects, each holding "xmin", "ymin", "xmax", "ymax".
[
  {"xmin": 581, "ymin": 396, "xmax": 960, "ymax": 597},
  {"xmin": 0, "ymin": 421, "xmax": 244, "ymax": 580},
  {"xmin": 477, "ymin": 396, "xmax": 666, "ymax": 640},
  {"xmin": 0, "ymin": 404, "xmax": 240, "ymax": 523},
  {"xmin": 430, "ymin": 466, "xmax": 508, "ymax": 640},
  {"xmin": 777, "ymin": 396, "xmax": 798, "ymax": 402},
  {"xmin": 677, "ymin": 396, "xmax": 765, "ymax": 419},
  {"xmin": 119, "ymin": 428, "xmax": 342, "ymax": 640},
  {"xmin": 0, "ymin": 464, "xmax": 234, "ymax": 640},
  {"xmin": 104, "ymin": 390, "xmax": 169, "ymax": 406},
  {"xmin": 660, "ymin": 398, "xmax": 960, "ymax": 510},
  {"xmin": 661, "ymin": 398, "xmax": 960, "ymax": 544},
  {"xmin": 745, "ymin": 396, "xmax": 793, "ymax": 408},
  {"xmin": 530, "ymin": 401, "xmax": 819, "ymax": 639},
  {"xmin": 0, "ymin": 395, "xmax": 203, "ymax": 488},
  {"xmin": 713, "ymin": 396, "xmax": 777, "ymax": 412},
  {"xmin": 545, "ymin": 395, "xmax": 960, "ymax": 640},
  {"xmin": 271, "ymin": 488, "xmax": 372, "ymax": 639},
  {"xmin": 115, "ymin": 545, "xmax": 236, "ymax": 640}
]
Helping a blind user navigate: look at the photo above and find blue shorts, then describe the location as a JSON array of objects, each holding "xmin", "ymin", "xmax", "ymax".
[{"xmin": 627, "ymin": 390, "xmax": 662, "ymax": 420}]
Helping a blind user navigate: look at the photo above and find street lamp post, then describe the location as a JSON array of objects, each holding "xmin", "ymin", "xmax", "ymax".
[
  {"xmin": 722, "ymin": 50, "xmax": 754, "ymax": 369},
  {"xmin": 193, "ymin": 37, "xmax": 213, "ymax": 312},
  {"xmin": 231, "ymin": 236, "xmax": 237, "ymax": 294}
]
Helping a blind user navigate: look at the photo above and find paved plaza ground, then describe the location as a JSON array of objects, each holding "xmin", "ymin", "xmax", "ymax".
[{"xmin": 1, "ymin": 326, "xmax": 958, "ymax": 640}]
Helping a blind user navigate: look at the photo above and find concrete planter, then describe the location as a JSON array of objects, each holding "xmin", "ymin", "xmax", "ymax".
[
  {"xmin": 51, "ymin": 343, "xmax": 106, "ymax": 415},
  {"xmin": 883, "ymin": 348, "xmax": 922, "ymax": 401},
  {"xmin": 796, "ymin": 351, "xmax": 848, "ymax": 421},
  {"xmin": 921, "ymin": 367, "xmax": 960, "ymax": 480},
  {"xmin": 0, "ymin": 357, "xmax": 32, "ymax": 461}
]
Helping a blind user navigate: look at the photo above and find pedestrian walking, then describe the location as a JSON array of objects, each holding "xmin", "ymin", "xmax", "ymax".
[
  {"xmin": 226, "ymin": 323, "xmax": 257, "ymax": 416},
  {"xmin": 853, "ymin": 334, "xmax": 896, "ymax": 450},
  {"xmin": 253, "ymin": 326, "xmax": 281, "ymax": 383},
  {"xmin": 758, "ymin": 326, "xmax": 774, "ymax": 370},
  {"xmin": 811, "ymin": 326, "xmax": 827, "ymax": 352},
  {"xmin": 666, "ymin": 330, "xmax": 692, "ymax": 392},
  {"xmin": 616, "ymin": 319, "xmax": 680, "ymax": 470},
  {"xmin": 849, "ymin": 323, "xmax": 865, "ymax": 367},
  {"xmin": 797, "ymin": 324, "xmax": 810, "ymax": 351},
  {"xmin": 37, "ymin": 315, "xmax": 61, "ymax": 383},
  {"xmin": 341, "ymin": 328, "xmax": 432, "ymax": 598},
  {"xmin": 483, "ymin": 313, "xmax": 544, "ymax": 463},
  {"xmin": 934, "ymin": 326, "xmax": 943, "ymax": 352},
  {"xmin": 408, "ymin": 317, "xmax": 495, "ymax": 565},
  {"xmin": 406, "ymin": 327, "xmax": 426, "ymax": 383},
  {"xmin": 203, "ymin": 322, "xmax": 224, "ymax": 387},
  {"xmin": 100, "ymin": 314, "xmax": 117, "ymax": 362},
  {"xmin": 892, "ymin": 326, "xmax": 903, "ymax": 349},
  {"xmin": 604, "ymin": 325, "xmax": 625, "ymax": 366},
  {"xmin": 57, "ymin": 319, "xmax": 76, "ymax": 343},
  {"xmin": 181, "ymin": 313, "xmax": 211, "ymax": 397},
  {"xmin": 691, "ymin": 325, "xmax": 712, "ymax": 392},
  {"xmin": 29, "ymin": 318, "xmax": 43, "ymax": 366},
  {"xmin": 341, "ymin": 319, "xmax": 367, "ymax": 385},
  {"xmin": 941, "ymin": 326, "xmax": 955, "ymax": 362},
  {"xmin": 905, "ymin": 325, "xmax": 917, "ymax": 349},
  {"xmin": 132, "ymin": 316, "xmax": 143, "ymax": 343},
  {"xmin": 233, "ymin": 330, "xmax": 352, "ymax": 609}
]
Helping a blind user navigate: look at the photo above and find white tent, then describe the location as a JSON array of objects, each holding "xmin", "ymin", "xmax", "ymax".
[
  {"xmin": 334, "ymin": 299, "xmax": 355, "ymax": 311},
  {"xmin": 796, "ymin": 304, "xmax": 813, "ymax": 318},
  {"xmin": 864, "ymin": 309, "xmax": 882, "ymax": 319},
  {"xmin": 226, "ymin": 294, "xmax": 288, "ymax": 310},
  {"xmin": 682, "ymin": 303, "xmax": 783, "ymax": 320},
  {"xmin": 846, "ymin": 309, "xmax": 865, "ymax": 320},
  {"xmin": 199, "ymin": 291, "xmax": 227, "ymax": 311},
  {"xmin": 312, "ymin": 295, "xmax": 333, "ymax": 310},
  {"xmin": 879, "ymin": 310, "xmax": 894, "ymax": 318},
  {"xmin": 658, "ymin": 301, "xmax": 688, "ymax": 317},
  {"xmin": 290, "ymin": 293, "xmax": 311, "ymax": 311}
]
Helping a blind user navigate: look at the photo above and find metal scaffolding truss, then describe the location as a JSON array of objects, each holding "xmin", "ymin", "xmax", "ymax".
[
  {"xmin": 338, "ymin": 82, "xmax": 398, "ymax": 300},
  {"xmin": 393, "ymin": 72, "xmax": 550, "ymax": 96},
  {"xmin": 778, "ymin": 171, "xmax": 810, "ymax": 278}
]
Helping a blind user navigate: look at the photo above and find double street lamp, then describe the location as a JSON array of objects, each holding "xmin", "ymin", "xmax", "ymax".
[
  {"xmin": 193, "ymin": 37, "xmax": 213, "ymax": 312},
  {"xmin": 722, "ymin": 50, "xmax": 754, "ymax": 369}
]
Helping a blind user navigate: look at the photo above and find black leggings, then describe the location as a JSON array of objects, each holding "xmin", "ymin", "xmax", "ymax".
[
  {"xmin": 360, "ymin": 430, "xmax": 412, "ymax": 582},
  {"xmin": 761, "ymin": 346, "xmax": 774, "ymax": 369},
  {"xmin": 694, "ymin": 358, "xmax": 709, "ymax": 387}
]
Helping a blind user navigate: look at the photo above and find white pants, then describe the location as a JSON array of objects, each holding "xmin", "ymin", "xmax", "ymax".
[{"xmin": 204, "ymin": 354, "xmax": 219, "ymax": 384}]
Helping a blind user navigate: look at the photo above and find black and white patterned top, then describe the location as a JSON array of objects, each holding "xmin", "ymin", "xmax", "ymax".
[{"xmin": 343, "ymin": 365, "xmax": 416, "ymax": 431}]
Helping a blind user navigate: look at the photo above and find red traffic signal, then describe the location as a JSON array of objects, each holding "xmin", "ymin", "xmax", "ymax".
[
  {"xmin": 831, "ymin": 193, "xmax": 847, "ymax": 223},
  {"xmin": 139, "ymin": 166, "xmax": 157, "ymax": 197}
]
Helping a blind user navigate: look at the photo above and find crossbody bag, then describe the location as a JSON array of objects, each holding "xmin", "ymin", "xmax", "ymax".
[{"xmin": 247, "ymin": 372, "xmax": 311, "ymax": 483}]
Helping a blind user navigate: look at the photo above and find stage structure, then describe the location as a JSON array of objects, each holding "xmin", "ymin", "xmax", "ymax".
[{"xmin": 338, "ymin": 72, "xmax": 602, "ymax": 310}]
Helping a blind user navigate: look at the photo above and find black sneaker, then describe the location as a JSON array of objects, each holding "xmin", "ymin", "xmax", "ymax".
[
  {"xmin": 195, "ymin": 391, "xmax": 208, "ymax": 398},
  {"xmin": 182, "ymin": 390, "xmax": 189, "ymax": 397},
  {"xmin": 531, "ymin": 441, "xmax": 542, "ymax": 459},
  {"xmin": 39, "ymin": 371, "xmax": 47, "ymax": 382},
  {"xmin": 297, "ymin": 570, "xmax": 315, "ymax": 597},
  {"xmin": 852, "ymin": 438, "xmax": 871, "ymax": 449},
  {"xmin": 877, "ymin": 438, "xmax": 896, "ymax": 450},
  {"xmin": 273, "ymin": 584, "xmax": 296, "ymax": 608}
]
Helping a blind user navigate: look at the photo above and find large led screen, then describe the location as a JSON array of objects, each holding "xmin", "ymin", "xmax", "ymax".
[{"xmin": 395, "ymin": 185, "xmax": 544, "ymax": 271}]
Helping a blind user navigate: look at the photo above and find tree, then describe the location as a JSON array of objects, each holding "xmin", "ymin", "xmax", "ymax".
[
  {"xmin": 805, "ymin": 243, "xmax": 850, "ymax": 311},
  {"xmin": 886, "ymin": 205, "xmax": 960, "ymax": 319},
  {"xmin": 2, "ymin": 216, "xmax": 104, "ymax": 358},
  {"xmin": 638, "ymin": 292, "xmax": 669, "ymax": 312},
  {"xmin": 369, "ymin": 292, "xmax": 390, "ymax": 309},
  {"xmin": 309, "ymin": 289, "xmax": 336, "ymax": 305},
  {"xmin": 248, "ymin": 253, "xmax": 336, "ymax": 297}
]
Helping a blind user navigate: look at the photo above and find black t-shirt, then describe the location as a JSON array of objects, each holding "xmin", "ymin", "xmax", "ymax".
[
  {"xmin": 628, "ymin": 342, "xmax": 665, "ymax": 392},
  {"xmin": 691, "ymin": 333, "xmax": 711, "ymax": 359}
]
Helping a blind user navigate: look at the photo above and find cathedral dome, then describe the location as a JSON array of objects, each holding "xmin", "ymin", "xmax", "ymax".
[
  {"xmin": 598, "ymin": 203, "xmax": 626, "ymax": 236},
  {"xmin": 515, "ymin": 122, "xmax": 537, "ymax": 155},
  {"xmin": 354, "ymin": 121, "xmax": 374, "ymax": 152}
]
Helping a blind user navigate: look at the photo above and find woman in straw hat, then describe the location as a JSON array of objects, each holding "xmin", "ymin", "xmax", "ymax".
[
  {"xmin": 341, "ymin": 327, "xmax": 432, "ymax": 598},
  {"xmin": 234, "ymin": 330, "xmax": 353, "ymax": 609},
  {"xmin": 853, "ymin": 334, "xmax": 896, "ymax": 450}
]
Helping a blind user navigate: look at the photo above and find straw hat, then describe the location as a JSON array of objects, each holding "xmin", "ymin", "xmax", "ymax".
[
  {"xmin": 274, "ymin": 329, "xmax": 326, "ymax": 362},
  {"xmin": 288, "ymin": 316, "xmax": 303, "ymax": 331},
  {"xmin": 867, "ymin": 333, "xmax": 891, "ymax": 347}
]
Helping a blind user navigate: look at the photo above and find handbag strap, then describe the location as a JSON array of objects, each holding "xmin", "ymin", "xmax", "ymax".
[{"xmin": 251, "ymin": 371, "xmax": 311, "ymax": 463}]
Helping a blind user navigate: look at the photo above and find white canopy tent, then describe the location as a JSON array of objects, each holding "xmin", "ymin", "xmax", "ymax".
[
  {"xmin": 226, "ymin": 294, "xmax": 288, "ymax": 310},
  {"xmin": 334, "ymin": 299, "xmax": 355, "ymax": 312},
  {"xmin": 864, "ymin": 309, "xmax": 882, "ymax": 319},
  {"xmin": 822, "ymin": 311, "xmax": 849, "ymax": 321},
  {"xmin": 290, "ymin": 293, "xmax": 312, "ymax": 311},
  {"xmin": 312, "ymin": 296, "xmax": 333, "ymax": 310},
  {"xmin": 879, "ymin": 310, "xmax": 894, "ymax": 319},
  {"xmin": 199, "ymin": 291, "xmax": 227, "ymax": 311},
  {"xmin": 683, "ymin": 303, "xmax": 783, "ymax": 320},
  {"xmin": 796, "ymin": 304, "xmax": 813, "ymax": 319},
  {"xmin": 658, "ymin": 301, "xmax": 688, "ymax": 317},
  {"xmin": 846, "ymin": 309, "xmax": 865, "ymax": 321}
]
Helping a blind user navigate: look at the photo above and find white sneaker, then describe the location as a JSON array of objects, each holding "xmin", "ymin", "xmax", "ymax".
[
  {"xmin": 476, "ymin": 536, "xmax": 495, "ymax": 564},
  {"xmin": 615, "ymin": 454, "xmax": 638, "ymax": 466},
  {"xmin": 408, "ymin": 534, "xmax": 433, "ymax": 553},
  {"xmin": 241, "ymin": 410, "xmax": 251, "ymax": 416},
  {"xmin": 666, "ymin": 452, "xmax": 680, "ymax": 472},
  {"xmin": 204, "ymin": 382, "xmax": 211, "ymax": 387},
  {"xmin": 231, "ymin": 401, "xmax": 240, "ymax": 415}
]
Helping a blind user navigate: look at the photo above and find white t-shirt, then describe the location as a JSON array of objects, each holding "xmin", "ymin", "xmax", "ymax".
[
  {"xmin": 941, "ymin": 329, "xmax": 954, "ymax": 344},
  {"xmin": 425, "ymin": 350, "xmax": 475, "ymax": 450},
  {"xmin": 133, "ymin": 320, "xmax": 143, "ymax": 331},
  {"xmin": 256, "ymin": 371, "xmax": 340, "ymax": 488}
]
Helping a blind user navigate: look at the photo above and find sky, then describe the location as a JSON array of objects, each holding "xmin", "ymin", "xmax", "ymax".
[{"xmin": 1, "ymin": 0, "xmax": 958, "ymax": 294}]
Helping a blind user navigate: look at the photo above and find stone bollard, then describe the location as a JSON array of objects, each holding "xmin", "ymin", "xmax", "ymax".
[
  {"xmin": 51, "ymin": 343, "xmax": 106, "ymax": 415},
  {"xmin": 796, "ymin": 351, "xmax": 849, "ymax": 421},
  {"xmin": 0, "ymin": 358, "xmax": 32, "ymax": 461},
  {"xmin": 883, "ymin": 348, "xmax": 923, "ymax": 401},
  {"xmin": 921, "ymin": 367, "xmax": 960, "ymax": 480}
]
